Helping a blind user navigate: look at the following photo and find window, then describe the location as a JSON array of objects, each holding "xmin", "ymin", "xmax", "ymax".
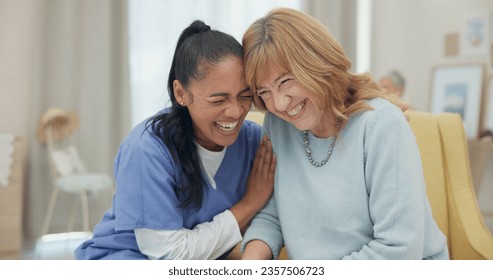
[{"xmin": 356, "ymin": 0, "xmax": 371, "ymax": 73}]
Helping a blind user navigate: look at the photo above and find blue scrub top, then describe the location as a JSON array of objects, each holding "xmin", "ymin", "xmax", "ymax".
[{"xmin": 75, "ymin": 114, "xmax": 261, "ymax": 259}]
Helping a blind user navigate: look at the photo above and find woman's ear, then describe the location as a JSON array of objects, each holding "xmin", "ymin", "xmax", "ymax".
[{"xmin": 173, "ymin": 80, "xmax": 190, "ymax": 106}]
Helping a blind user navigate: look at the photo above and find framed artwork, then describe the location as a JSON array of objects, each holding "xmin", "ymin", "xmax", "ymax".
[
  {"xmin": 430, "ymin": 64, "xmax": 484, "ymax": 139},
  {"xmin": 461, "ymin": 11, "xmax": 490, "ymax": 56}
]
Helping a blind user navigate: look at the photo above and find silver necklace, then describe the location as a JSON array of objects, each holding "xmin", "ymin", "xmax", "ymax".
[{"xmin": 302, "ymin": 120, "xmax": 342, "ymax": 167}]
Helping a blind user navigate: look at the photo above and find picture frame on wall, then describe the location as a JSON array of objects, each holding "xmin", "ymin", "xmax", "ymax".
[
  {"xmin": 430, "ymin": 64, "xmax": 484, "ymax": 139},
  {"xmin": 461, "ymin": 11, "xmax": 490, "ymax": 57}
]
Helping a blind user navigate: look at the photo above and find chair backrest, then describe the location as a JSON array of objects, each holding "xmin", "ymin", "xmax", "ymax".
[
  {"xmin": 406, "ymin": 110, "xmax": 493, "ymax": 259},
  {"xmin": 45, "ymin": 123, "xmax": 86, "ymax": 178},
  {"xmin": 37, "ymin": 108, "xmax": 86, "ymax": 179},
  {"xmin": 405, "ymin": 111, "xmax": 450, "ymax": 240}
]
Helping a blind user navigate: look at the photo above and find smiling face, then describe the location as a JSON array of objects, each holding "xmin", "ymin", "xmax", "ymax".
[
  {"xmin": 174, "ymin": 56, "xmax": 252, "ymax": 151},
  {"xmin": 256, "ymin": 67, "xmax": 333, "ymax": 137}
]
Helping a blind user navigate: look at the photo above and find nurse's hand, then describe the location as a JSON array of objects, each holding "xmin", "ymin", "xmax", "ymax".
[
  {"xmin": 230, "ymin": 135, "xmax": 276, "ymax": 233},
  {"xmin": 244, "ymin": 135, "xmax": 276, "ymax": 210}
]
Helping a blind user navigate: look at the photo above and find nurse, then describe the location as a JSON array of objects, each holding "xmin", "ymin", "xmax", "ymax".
[{"xmin": 75, "ymin": 20, "xmax": 276, "ymax": 260}]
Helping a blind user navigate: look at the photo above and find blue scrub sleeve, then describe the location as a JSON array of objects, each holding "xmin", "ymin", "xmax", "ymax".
[{"xmin": 114, "ymin": 129, "xmax": 184, "ymax": 231}]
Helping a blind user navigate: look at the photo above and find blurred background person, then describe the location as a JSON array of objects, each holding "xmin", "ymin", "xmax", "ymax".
[{"xmin": 378, "ymin": 69, "xmax": 405, "ymax": 97}]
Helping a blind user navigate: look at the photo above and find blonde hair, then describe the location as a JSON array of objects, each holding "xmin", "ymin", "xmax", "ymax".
[{"xmin": 243, "ymin": 8, "xmax": 407, "ymax": 119}]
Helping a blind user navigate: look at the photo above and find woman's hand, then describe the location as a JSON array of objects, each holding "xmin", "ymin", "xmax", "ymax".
[
  {"xmin": 244, "ymin": 135, "xmax": 276, "ymax": 212},
  {"xmin": 230, "ymin": 135, "xmax": 276, "ymax": 233}
]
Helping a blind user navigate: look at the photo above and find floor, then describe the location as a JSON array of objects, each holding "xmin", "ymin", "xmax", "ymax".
[{"xmin": 22, "ymin": 231, "xmax": 92, "ymax": 260}]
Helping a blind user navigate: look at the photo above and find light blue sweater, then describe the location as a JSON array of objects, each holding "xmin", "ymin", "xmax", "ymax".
[{"xmin": 242, "ymin": 98, "xmax": 449, "ymax": 260}]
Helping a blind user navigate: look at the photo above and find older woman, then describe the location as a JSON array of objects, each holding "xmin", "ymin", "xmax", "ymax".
[{"xmin": 240, "ymin": 8, "xmax": 448, "ymax": 260}]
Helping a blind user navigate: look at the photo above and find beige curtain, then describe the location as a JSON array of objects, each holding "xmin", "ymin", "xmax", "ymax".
[
  {"xmin": 302, "ymin": 0, "xmax": 358, "ymax": 70},
  {"xmin": 26, "ymin": 0, "xmax": 130, "ymax": 243}
]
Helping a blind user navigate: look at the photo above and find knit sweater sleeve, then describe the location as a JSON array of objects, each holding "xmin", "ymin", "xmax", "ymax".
[
  {"xmin": 343, "ymin": 106, "xmax": 426, "ymax": 259},
  {"xmin": 241, "ymin": 112, "xmax": 284, "ymax": 259}
]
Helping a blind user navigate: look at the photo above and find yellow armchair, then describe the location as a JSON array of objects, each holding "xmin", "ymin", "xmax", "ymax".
[
  {"xmin": 406, "ymin": 110, "xmax": 493, "ymax": 259},
  {"xmin": 245, "ymin": 110, "xmax": 266, "ymax": 126}
]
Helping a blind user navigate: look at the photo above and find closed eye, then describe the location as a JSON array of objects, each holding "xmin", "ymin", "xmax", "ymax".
[
  {"xmin": 207, "ymin": 97, "xmax": 228, "ymax": 104},
  {"xmin": 212, "ymin": 99, "xmax": 227, "ymax": 104},
  {"xmin": 279, "ymin": 77, "xmax": 293, "ymax": 89},
  {"xmin": 257, "ymin": 90, "xmax": 272, "ymax": 100},
  {"xmin": 239, "ymin": 93, "xmax": 253, "ymax": 100}
]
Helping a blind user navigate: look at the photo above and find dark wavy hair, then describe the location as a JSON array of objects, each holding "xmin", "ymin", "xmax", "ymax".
[{"xmin": 147, "ymin": 20, "xmax": 242, "ymax": 209}]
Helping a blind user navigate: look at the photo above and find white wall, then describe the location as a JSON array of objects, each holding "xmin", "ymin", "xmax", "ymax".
[{"xmin": 371, "ymin": 0, "xmax": 493, "ymax": 113}]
